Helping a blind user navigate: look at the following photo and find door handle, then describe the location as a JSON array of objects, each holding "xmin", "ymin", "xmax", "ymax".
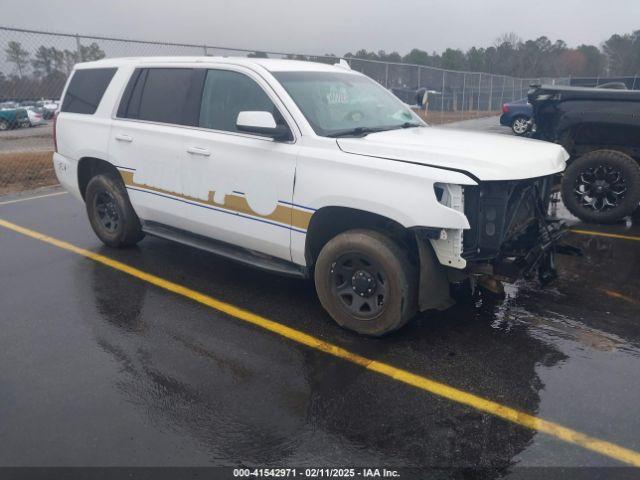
[
  {"xmin": 115, "ymin": 134, "xmax": 133, "ymax": 142},
  {"xmin": 186, "ymin": 146, "xmax": 211, "ymax": 157}
]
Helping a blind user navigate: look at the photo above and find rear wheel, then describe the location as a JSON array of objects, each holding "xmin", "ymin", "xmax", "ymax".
[
  {"xmin": 511, "ymin": 116, "xmax": 529, "ymax": 136},
  {"xmin": 314, "ymin": 229, "xmax": 417, "ymax": 336},
  {"xmin": 561, "ymin": 150, "xmax": 640, "ymax": 224},
  {"xmin": 85, "ymin": 173, "xmax": 144, "ymax": 247},
  {"xmin": 0, "ymin": 120, "xmax": 9, "ymax": 131}
]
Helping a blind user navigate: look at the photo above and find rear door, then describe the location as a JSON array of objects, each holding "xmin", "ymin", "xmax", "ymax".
[
  {"xmin": 108, "ymin": 67, "xmax": 198, "ymax": 229},
  {"xmin": 179, "ymin": 66, "xmax": 300, "ymax": 261}
]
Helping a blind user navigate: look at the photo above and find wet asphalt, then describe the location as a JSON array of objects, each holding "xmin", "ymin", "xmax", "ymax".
[{"xmin": 1, "ymin": 121, "xmax": 640, "ymax": 475}]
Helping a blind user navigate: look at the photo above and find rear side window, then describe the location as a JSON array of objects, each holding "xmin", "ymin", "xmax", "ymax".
[
  {"xmin": 118, "ymin": 68, "xmax": 196, "ymax": 125},
  {"xmin": 61, "ymin": 68, "xmax": 117, "ymax": 114}
]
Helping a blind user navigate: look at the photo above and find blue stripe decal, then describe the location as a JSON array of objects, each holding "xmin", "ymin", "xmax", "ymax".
[
  {"xmin": 277, "ymin": 200, "xmax": 317, "ymax": 212},
  {"xmin": 232, "ymin": 191, "xmax": 315, "ymax": 212},
  {"xmin": 126, "ymin": 186, "xmax": 307, "ymax": 234}
]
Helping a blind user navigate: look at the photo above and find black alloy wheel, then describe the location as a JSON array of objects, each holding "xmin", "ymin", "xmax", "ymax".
[
  {"xmin": 329, "ymin": 252, "xmax": 389, "ymax": 319},
  {"xmin": 94, "ymin": 190, "xmax": 121, "ymax": 233},
  {"xmin": 561, "ymin": 150, "xmax": 640, "ymax": 224}
]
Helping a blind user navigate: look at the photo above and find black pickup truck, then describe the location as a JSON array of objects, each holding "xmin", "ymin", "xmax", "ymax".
[{"xmin": 528, "ymin": 85, "xmax": 640, "ymax": 224}]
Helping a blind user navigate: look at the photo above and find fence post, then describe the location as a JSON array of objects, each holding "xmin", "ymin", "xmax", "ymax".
[
  {"xmin": 203, "ymin": 45, "xmax": 208, "ymax": 56},
  {"xmin": 488, "ymin": 75, "xmax": 493, "ymax": 112},
  {"xmin": 461, "ymin": 73, "xmax": 466, "ymax": 121},
  {"xmin": 477, "ymin": 73, "xmax": 482, "ymax": 116},
  {"xmin": 75, "ymin": 34, "xmax": 82, "ymax": 62},
  {"xmin": 441, "ymin": 70, "xmax": 445, "ymax": 125},
  {"xmin": 417, "ymin": 66, "xmax": 421, "ymax": 89},
  {"xmin": 385, "ymin": 63, "xmax": 389, "ymax": 88}
]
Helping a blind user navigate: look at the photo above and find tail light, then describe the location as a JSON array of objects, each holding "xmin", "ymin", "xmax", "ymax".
[
  {"xmin": 52, "ymin": 111, "xmax": 58, "ymax": 153},
  {"xmin": 502, "ymin": 103, "xmax": 509, "ymax": 113}
]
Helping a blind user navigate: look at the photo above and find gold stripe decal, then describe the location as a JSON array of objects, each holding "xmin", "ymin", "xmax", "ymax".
[{"xmin": 119, "ymin": 170, "xmax": 312, "ymax": 231}]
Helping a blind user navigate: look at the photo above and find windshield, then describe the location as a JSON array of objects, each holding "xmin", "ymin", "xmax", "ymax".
[{"xmin": 273, "ymin": 71, "xmax": 424, "ymax": 137}]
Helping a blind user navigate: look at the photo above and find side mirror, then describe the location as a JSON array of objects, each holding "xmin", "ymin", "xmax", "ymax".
[{"xmin": 236, "ymin": 111, "xmax": 291, "ymax": 141}]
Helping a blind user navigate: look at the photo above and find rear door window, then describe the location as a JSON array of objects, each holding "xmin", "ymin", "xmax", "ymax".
[
  {"xmin": 119, "ymin": 68, "xmax": 197, "ymax": 125},
  {"xmin": 61, "ymin": 68, "xmax": 117, "ymax": 114}
]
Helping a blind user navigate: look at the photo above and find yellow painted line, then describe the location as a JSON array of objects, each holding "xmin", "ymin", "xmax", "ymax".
[
  {"xmin": 599, "ymin": 288, "xmax": 640, "ymax": 306},
  {"xmin": 0, "ymin": 191, "xmax": 67, "ymax": 206},
  {"xmin": 570, "ymin": 229, "xmax": 640, "ymax": 242},
  {"xmin": 1, "ymin": 218, "xmax": 640, "ymax": 466}
]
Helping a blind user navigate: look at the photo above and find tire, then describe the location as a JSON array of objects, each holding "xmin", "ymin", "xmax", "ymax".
[
  {"xmin": 0, "ymin": 120, "xmax": 8, "ymax": 131},
  {"xmin": 314, "ymin": 229, "xmax": 418, "ymax": 336},
  {"xmin": 561, "ymin": 150, "xmax": 640, "ymax": 224},
  {"xmin": 85, "ymin": 173, "xmax": 144, "ymax": 247},
  {"xmin": 511, "ymin": 116, "xmax": 530, "ymax": 136}
]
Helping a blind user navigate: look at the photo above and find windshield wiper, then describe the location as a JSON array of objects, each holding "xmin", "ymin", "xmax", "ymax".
[
  {"xmin": 399, "ymin": 122, "xmax": 423, "ymax": 128},
  {"xmin": 327, "ymin": 122, "xmax": 424, "ymax": 138},
  {"xmin": 326, "ymin": 126, "xmax": 387, "ymax": 138}
]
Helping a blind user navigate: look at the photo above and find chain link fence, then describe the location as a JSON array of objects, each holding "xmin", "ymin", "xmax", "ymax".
[{"xmin": 0, "ymin": 26, "xmax": 569, "ymax": 195}]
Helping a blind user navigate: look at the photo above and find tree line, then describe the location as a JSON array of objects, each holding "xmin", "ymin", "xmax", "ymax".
[
  {"xmin": 345, "ymin": 31, "xmax": 640, "ymax": 78},
  {"xmin": 3, "ymin": 29, "xmax": 639, "ymax": 100},
  {"xmin": 1, "ymin": 41, "xmax": 105, "ymax": 100},
  {"xmin": 260, "ymin": 31, "xmax": 640, "ymax": 79}
]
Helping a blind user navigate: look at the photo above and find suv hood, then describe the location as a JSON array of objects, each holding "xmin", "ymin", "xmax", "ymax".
[{"xmin": 336, "ymin": 126, "xmax": 568, "ymax": 181}]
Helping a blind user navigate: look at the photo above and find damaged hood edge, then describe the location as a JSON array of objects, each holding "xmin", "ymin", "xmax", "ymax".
[{"xmin": 336, "ymin": 126, "xmax": 569, "ymax": 181}]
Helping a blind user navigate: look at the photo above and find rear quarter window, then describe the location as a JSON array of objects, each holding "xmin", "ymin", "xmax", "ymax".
[{"xmin": 61, "ymin": 68, "xmax": 117, "ymax": 114}]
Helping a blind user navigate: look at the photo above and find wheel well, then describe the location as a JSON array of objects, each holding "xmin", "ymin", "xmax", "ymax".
[
  {"xmin": 304, "ymin": 206, "xmax": 415, "ymax": 267},
  {"xmin": 77, "ymin": 157, "xmax": 121, "ymax": 199},
  {"xmin": 562, "ymin": 123, "xmax": 640, "ymax": 161}
]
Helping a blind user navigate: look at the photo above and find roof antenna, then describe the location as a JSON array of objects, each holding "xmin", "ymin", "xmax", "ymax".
[{"xmin": 335, "ymin": 59, "xmax": 351, "ymax": 70}]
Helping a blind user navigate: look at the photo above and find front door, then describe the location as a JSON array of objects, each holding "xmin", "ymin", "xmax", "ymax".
[{"xmin": 180, "ymin": 67, "xmax": 300, "ymax": 261}]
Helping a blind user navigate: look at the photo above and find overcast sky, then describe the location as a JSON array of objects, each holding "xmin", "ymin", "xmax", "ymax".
[{"xmin": 4, "ymin": 0, "xmax": 640, "ymax": 56}]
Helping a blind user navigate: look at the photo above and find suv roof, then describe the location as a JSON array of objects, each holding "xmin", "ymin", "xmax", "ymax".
[
  {"xmin": 74, "ymin": 56, "xmax": 354, "ymax": 74},
  {"xmin": 530, "ymin": 84, "xmax": 640, "ymax": 102}
]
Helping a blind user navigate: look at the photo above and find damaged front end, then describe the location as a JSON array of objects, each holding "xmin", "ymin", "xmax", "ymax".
[
  {"xmin": 414, "ymin": 176, "xmax": 573, "ymax": 311},
  {"xmin": 462, "ymin": 176, "xmax": 567, "ymax": 285}
]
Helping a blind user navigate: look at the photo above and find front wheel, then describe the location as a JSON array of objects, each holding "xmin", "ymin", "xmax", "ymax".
[
  {"xmin": 0, "ymin": 120, "xmax": 9, "ymax": 131},
  {"xmin": 561, "ymin": 150, "xmax": 640, "ymax": 224},
  {"xmin": 85, "ymin": 173, "xmax": 144, "ymax": 247},
  {"xmin": 314, "ymin": 229, "xmax": 417, "ymax": 336},
  {"xmin": 511, "ymin": 116, "xmax": 530, "ymax": 136}
]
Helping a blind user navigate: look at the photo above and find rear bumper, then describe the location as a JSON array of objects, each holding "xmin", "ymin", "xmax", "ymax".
[
  {"xmin": 52, "ymin": 152, "xmax": 82, "ymax": 201},
  {"xmin": 499, "ymin": 114, "xmax": 511, "ymax": 126}
]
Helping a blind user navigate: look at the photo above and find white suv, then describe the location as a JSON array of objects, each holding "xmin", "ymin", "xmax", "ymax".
[{"xmin": 53, "ymin": 57, "xmax": 569, "ymax": 335}]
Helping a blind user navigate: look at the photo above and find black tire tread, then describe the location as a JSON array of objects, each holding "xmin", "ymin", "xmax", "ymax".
[
  {"xmin": 561, "ymin": 149, "xmax": 640, "ymax": 224},
  {"xmin": 314, "ymin": 229, "xmax": 417, "ymax": 336},
  {"xmin": 85, "ymin": 172, "xmax": 144, "ymax": 247}
]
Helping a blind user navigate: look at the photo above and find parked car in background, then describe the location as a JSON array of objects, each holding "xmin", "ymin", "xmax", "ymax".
[
  {"xmin": 0, "ymin": 108, "xmax": 30, "ymax": 131},
  {"xmin": 24, "ymin": 106, "xmax": 47, "ymax": 127},
  {"xmin": 0, "ymin": 101, "xmax": 19, "ymax": 110},
  {"xmin": 41, "ymin": 101, "xmax": 59, "ymax": 119},
  {"xmin": 529, "ymin": 84, "xmax": 640, "ymax": 224},
  {"xmin": 499, "ymin": 98, "xmax": 532, "ymax": 136},
  {"xmin": 53, "ymin": 57, "xmax": 568, "ymax": 336}
]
